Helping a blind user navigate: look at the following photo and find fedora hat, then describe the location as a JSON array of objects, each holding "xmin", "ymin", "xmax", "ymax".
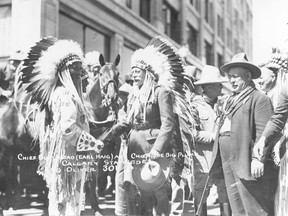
[
  {"xmin": 194, "ymin": 65, "xmax": 228, "ymax": 85},
  {"xmin": 220, "ymin": 53, "xmax": 261, "ymax": 79},
  {"xmin": 132, "ymin": 157, "xmax": 170, "ymax": 192}
]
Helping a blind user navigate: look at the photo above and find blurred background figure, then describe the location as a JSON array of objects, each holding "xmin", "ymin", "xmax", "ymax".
[
  {"xmin": 85, "ymin": 51, "xmax": 101, "ymax": 80},
  {"xmin": 258, "ymin": 66, "xmax": 278, "ymax": 106},
  {"xmin": 192, "ymin": 65, "xmax": 231, "ymax": 216},
  {"xmin": 0, "ymin": 50, "xmax": 24, "ymax": 103}
]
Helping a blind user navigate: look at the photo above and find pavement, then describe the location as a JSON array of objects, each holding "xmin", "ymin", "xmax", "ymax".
[{"xmin": 2, "ymin": 193, "xmax": 221, "ymax": 216}]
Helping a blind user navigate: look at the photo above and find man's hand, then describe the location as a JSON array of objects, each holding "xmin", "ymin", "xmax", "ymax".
[
  {"xmin": 251, "ymin": 159, "xmax": 264, "ymax": 179},
  {"xmin": 253, "ymin": 136, "xmax": 266, "ymax": 160},
  {"xmin": 93, "ymin": 139, "xmax": 104, "ymax": 154}
]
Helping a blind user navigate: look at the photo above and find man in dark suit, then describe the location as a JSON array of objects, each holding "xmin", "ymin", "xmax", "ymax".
[{"xmin": 210, "ymin": 53, "xmax": 278, "ymax": 216}]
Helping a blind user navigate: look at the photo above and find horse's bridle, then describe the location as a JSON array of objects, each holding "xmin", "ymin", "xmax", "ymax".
[{"xmin": 101, "ymin": 79, "xmax": 118, "ymax": 95}]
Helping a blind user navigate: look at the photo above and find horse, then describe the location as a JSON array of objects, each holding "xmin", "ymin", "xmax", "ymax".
[
  {"xmin": 87, "ymin": 53, "xmax": 121, "ymax": 122},
  {"xmin": 0, "ymin": 63, "xmax": 47, "ymax": 211},
  {"xmin": 0, "ymin": 53, "xmax": 121, "ymax": 214},
  {"xmin": 84, "ymin": 53, "xmax": 121, "ymax": 214}
]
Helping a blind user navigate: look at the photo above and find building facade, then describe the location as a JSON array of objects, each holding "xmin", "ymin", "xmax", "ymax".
[{"xmin": 0, "ymin": 0, "xmax": 253, "ymax": 81}]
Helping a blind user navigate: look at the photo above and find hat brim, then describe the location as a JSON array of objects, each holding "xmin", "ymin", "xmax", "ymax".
[
  {"xmin": 220, "ymin": 62, "xmax": 261, "ymax": 79},
  {"xmin": 132, "ymin": 157, "xmax": 170, "ymax": 192},
  {"xmin": 194, "ymin": 78, "xmax": 229, "ymax": 85}
]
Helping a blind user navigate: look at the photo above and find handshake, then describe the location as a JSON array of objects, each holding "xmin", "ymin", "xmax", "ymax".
[{"xmin": 77, "ymin": 131, "xmax": 105, "ymax": 154}]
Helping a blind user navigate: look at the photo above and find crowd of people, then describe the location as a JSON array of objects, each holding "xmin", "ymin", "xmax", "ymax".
[{"xmin": 0, "ymin": 35, "xmax": 288, "ymax": 216}]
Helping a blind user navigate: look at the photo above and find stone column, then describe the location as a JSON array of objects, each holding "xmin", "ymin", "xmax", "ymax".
[
  {"xmin": 41, "ymin": 0, "xmax": 59, "ymax": 38},
  {"xmin": 110, "ymin": 33, "xmax": 124, "ymax": 70},
  {"xmin": 11, "ymin": 0, "xmax": 59, "ymax": 55}
]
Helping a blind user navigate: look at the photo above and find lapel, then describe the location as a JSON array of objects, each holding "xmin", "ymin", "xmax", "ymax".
[{"xmin": 230, "ymin": 92, "xmax": 254, "ymax": 117}]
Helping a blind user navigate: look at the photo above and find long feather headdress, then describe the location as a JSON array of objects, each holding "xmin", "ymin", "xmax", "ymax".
[
  {"xmin": 131, "ymin": 36, "xmax": 198, "ymax": 195},
  {"xmin": 20, "ymin": 37, "xmax": 84, "ymax": 111},
  {"xmin": 131, "ymin": 36, "xmax": 197, "ymax": 126}
]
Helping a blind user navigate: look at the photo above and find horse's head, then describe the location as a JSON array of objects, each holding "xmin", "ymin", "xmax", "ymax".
[
  {"xmin": 98, "ymin": 54, "xmax": 120, "ymax": 103},
  {"xmin": 85, "ymin": 54, "xmax": 121, "ymax": 122}
]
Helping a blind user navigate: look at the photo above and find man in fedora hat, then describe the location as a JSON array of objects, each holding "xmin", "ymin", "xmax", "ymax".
[
  {"xmin": 191, "ymin": 65, "xmax": 231, "ymax": 216},
  {"xmin": 210, "ymin": 53, "xmax": 278, "ymax": 216}
]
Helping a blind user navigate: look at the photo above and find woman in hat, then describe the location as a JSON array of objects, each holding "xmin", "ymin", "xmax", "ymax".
[{"xmin": 20, "ymin": 37, "xmax": 104, "ymax": 216}]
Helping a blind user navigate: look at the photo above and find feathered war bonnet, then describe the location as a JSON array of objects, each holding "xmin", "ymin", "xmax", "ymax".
[
  {"xmin": 130, "ymin": 36, "xmax": 196, "ymax": 123},
  {"xmin": 131, "ymin": 36, "xmax": 185, "ymax": 89},
  {"xmin": 130, "ymin": 36, "xmax": 197, "ymax": 191},
  {"xmin": 20, "ymin": 37, "xmax": 84, "ymax": 111}
]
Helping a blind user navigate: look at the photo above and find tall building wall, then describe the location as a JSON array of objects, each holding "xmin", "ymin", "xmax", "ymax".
[{"xmin": 0, "ymin": 0, "xmax": 253, "ymax": 81}]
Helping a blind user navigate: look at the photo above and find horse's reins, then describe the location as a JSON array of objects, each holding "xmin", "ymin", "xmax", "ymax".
[
  {"xmin": 92, "ymin": 73, "xmax": 119, "ymax": 110},
  {"xmin": 102, "ymin": 79, "xmax": 118, "ymax": 95},
  {"xmin": 88, "ymin": 74, "xmax": 119, "ymax": 126}
]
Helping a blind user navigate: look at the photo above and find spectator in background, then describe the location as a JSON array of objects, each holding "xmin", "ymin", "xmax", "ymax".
[
  {"xmin": 85, "ymin": 51, "xmax": 101, "ymax": 80},
  {"xmin": 254, "ymin": 47, "xmax": 288, "ymax": 216},
  {"xmin": 191, "ymin": 65, "xmax": 231, "ymax": 216},
  {"xmin": 258, "ymin": 66, "xmax": 278, "ymax": 107},
  {"xmin": 0, "ymin": 50, "xmax": 24, "ymax": 103}
]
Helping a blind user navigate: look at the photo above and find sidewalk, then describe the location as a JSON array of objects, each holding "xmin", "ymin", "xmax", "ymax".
[{"xmin": 3, "ymin": 194, "xmax": 221, "ymax": 216}]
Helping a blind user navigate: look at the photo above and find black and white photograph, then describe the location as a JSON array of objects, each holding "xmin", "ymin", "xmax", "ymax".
[{"xmin": 0, "ymin": 0, "xmax": 288, "ymax": 215}]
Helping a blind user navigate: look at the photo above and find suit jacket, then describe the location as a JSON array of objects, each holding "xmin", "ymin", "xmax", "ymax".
[
  {"xmin": 263, "ymin": 84, "xmax": 288, "ymax": 144},
  {"xmin": 191, "ymin": 95, "xmax": 218, "ymax": 173},
  {"xmin": 128, "ymin": 85, "xmax": 175, "ymax": 156},
  {"xmin": 211, "ymin": 89, "xmax": 274, "ymax": 180}
]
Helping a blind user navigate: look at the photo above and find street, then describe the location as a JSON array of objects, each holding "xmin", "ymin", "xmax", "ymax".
[{"xmin": 3, "ymin": 192, "xmax": 221, "ymax": 216}]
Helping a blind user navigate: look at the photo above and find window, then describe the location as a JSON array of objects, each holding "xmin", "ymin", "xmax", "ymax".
[
  {"xmin": 234, "ymin": 9, "xmax": 238, "ymax": 29},
  {"xmin": 59, "ymin": 14, "xmax": 83, "ymax": 45},
  {"xmin": 205, "ymin": 41, "xmax": 213, "ymax": 65},
  {"xmin": 85, "ymin": 27, "xmax": 110, "ymax": 58},
  {"xmin": 163, "ymin": 3, "xmax": 180, "ymax": 43},
  {"xmin": 226, "ymin": 0, "xmax": 231, "ymax": 16},
  {"xmin": 217, "ymin": 15, "xmax": 224, "ymax": 39},
  {"xmin": 121, "ymin": 45, "xmax": 135, "ymax": 80},
  {"xmin": 189, "ymin": 0, "xmax": 200, "ymax": 11},
  {"xmin": 209, "ymin": 1, "xmax": 214, "ymax": 27},
  {"xmin": 205, "ymin": 0, "xmax": 209, "ymax": 22},
  {"xmin": 239, "ymin": 20, "xmax": 244, "ymax": 47},
  {"xmin": 205, "ymin": 0, "xmax": 214, "ymax": 27},
  {"xmin": 140, "ymin": 0, "xmax": 150, "ymax": 22},
  {"xmin": 226, "ymin": 28, "xmax": 232, "ymax": 49},
  {"xmin": 234, "ymin": 39, "xmax": 238, "ymax": 53},
  {"xmin": 59, "ymin": 14, "xmax": 110, "ymax": 58},
  {"xmin": 217, "ymin": 53, "xmax": 223, "ymax": 68},
  {"xmin": 126, "ymin": 0, "xmax": 132, "ymax": 9},
  {"xmin": 187, "ymin": 24, "xmax": 198, "ymax": 57},
  {"xmin": 246, "ymin": 4, "xmax": 250, "ymax": 23},
  {"xmin": 0, "ymin": 5, "xmax": 11, "ymax": 57}
]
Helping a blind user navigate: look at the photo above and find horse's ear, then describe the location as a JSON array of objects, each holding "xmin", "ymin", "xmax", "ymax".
[
  {"xmin": 99, "ymin": 54, "xmax": 105, "ymax": 67},
  {"xmin": 114, "ymin": 54, "xmax": 120, "ymax": 66}
]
